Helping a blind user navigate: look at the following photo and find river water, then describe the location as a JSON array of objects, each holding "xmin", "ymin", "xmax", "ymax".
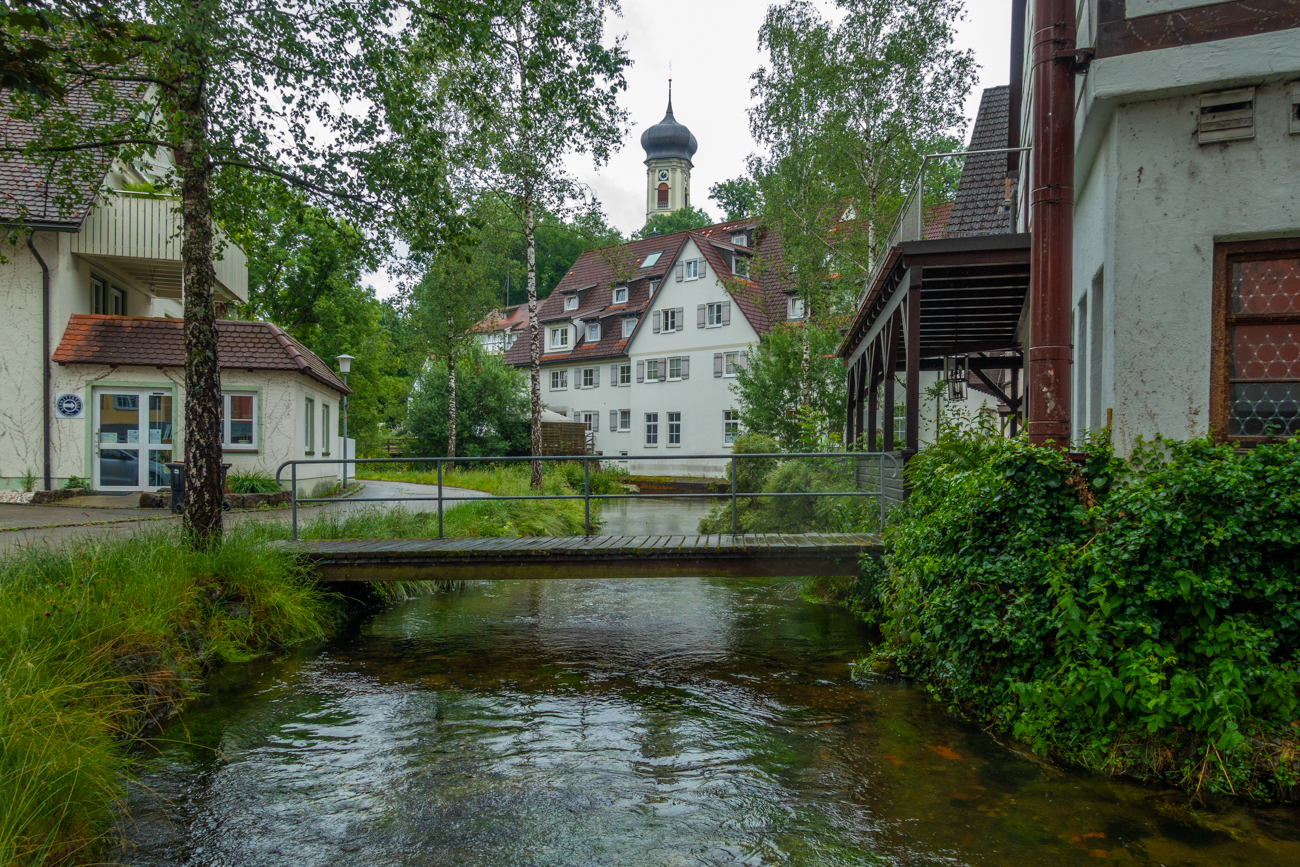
[{"xmin": 116, "ymin": 501, "xmax": 1300, "ymax": 866}]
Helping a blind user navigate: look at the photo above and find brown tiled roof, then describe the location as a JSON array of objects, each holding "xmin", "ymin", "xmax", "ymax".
[
  {"xmin": 921, "ymin": 202, "xmax": 955, "ymax": 240},
  {"xmin": 474, "ymin": 303, "xmax": 529, "ymax": 335},
  {"xmin": 504, "ymin": 218, "xmax": 793, "ymax": 366},
  {"xmin": 947, "ymin": 86, "xmax": 1012, "ymax": 238},
  {"xmin": 52, "ymin": 315, "xmax": 350, "ymax": 394}
]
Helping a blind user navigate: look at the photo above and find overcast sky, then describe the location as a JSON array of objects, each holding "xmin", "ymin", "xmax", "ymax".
[{"xmin": 367, "ymin": 0, "xmax": 1013, "ymax": 297}]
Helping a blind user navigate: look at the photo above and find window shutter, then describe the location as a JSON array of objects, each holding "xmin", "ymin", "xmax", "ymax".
[
  {"xmin": 593, "ymin": 367, "xmax": 600, "ymax": 387},
  {"xmin": 697, "ymin": 304, "xmax": 706, "ymax": 328},
  {"xmin": 610, "ymin": 364, "xmax": 618, "ymax": 385},
  {"xmin": 681, "ymin": 356, "xmax": 690, "ymax": 380},
  {"xmin": 637, "ymin": 360, "xmax": 645, "ymax": 382},
  {"xmin": 573, "ymin": 411, "xmax": 581, "ymax": 422},
  {"xmin": 714, "ymin": 353, "xmax": 723, "ymax": 377},
  {"xmin": 722, "ymin": 300, "xmax": 731, "ymax": 325},
  {"xmin": 574, "ymin": 367, "xmax": 581, "ymax": 387},
  {"xmin": 699, "ymin": 260, "xmax": 707, "ymax": 278},
  {"xmin": 610, "ymin": 409, "xmax": 618, "ymax": 431},
  {"xmin": 675, "ymin": 262, "xmax": 684, "ymax": 282},
  {"xmin": 652, "ymin": 314, "xmax": 660, "ymax": 334},
  {"xmin": 675, "ymin": 307, "xmax": 684, "ymax": 330},
  {"xmin": 593, "ymin": 413, "xmax": 600, "ymax": 432}
]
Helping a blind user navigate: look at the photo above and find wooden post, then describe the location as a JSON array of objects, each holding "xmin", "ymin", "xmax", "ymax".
[
  {"xmin": 882, "ymin": 311, "xmax": 899, "ymax": 452},
  {"xmin": 905, "ymin": 270, "xmax": 921, "ymax": 455},
  {"xmin": 867, "ymin": 343, "xmax": 879, "ymax": 451}
]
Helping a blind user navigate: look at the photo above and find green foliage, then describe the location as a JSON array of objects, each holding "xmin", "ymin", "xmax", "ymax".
[
  {"xmin": 871, "ymin": 435, "xmax": 1300, "ymax": 800},
  {"xmin": 633, "ymin": 206, "xmax": 714, "ymax": 239},
  {"xmin": 19, "ymin": 468, "xmax": 36, "ymax": 493},
  {"xmin": 732, "ymin": 324, "xmax": 846, "ymax": 449},
  {"xmin": 355, "ymin": 460, "xmax": 627, "ymax": 497},
  {"xmin": 226, "ymin": 469, "xmax": 281, "ymax": 494},
  {"xmin": 62, "ymin": 476, "xmax": 89, "ymax": 491},
  {"xmin": 403, "ymin": 346, "xmax": 531, "ymax": 457},
  {"xmin": 708, "ymin": 176, "xmax": 762, "ymax": 221}
]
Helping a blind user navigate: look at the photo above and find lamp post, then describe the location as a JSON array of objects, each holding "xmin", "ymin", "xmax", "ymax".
[{"xmin": 336, "ymin": 354, "xmax": 355, "ymax": 490}]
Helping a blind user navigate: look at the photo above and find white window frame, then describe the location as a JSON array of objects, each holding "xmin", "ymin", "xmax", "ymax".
[
  {"xmin": 661, "ymin": 308, "xmax": 677, "ymax": 332},
  {"xmin": 550, "ymin": 370, "xmax": 568, "ymax": 390},
  {"xmin": 613, "ymin": 286, "xmax": 629, "ymax": 304},
  {"xmin": 724, "ymin": 351, "xmax": 740, "ymax": 377},
  {"xmin": 550, "ymin": 327, "xmax": 569, "ymax": 349},
  {"xmin": 667, "ymin": 411, "xmax": 681, "ymax": 447},
  {"xmin": 684, "ymin": 260, "xmax": 700, "ymax": 280},
  {"xmin": 788, "ymin": 297, "xmax": 805, "ymax": 319},
  {"xmin": 668, "ymin": 357, "xmax": 682, "ymax": 381},
  {"xmin": 733, "ymin": 255, "xmax": 750, "ymax": 279},
  {"xmin": 640, "ymin": 252, "xmax": 662, "ymax": 269},
  {"xmin": 724, "ymin": 410, "xmax": 739, "ymax": 445},
  {"xmin": 304, "ymin": 396, "xmax": 316, "ymax": 455},
  {"xmin": 565, "ymin": 295, "xmax": 579, "ymax": 311},
  {"xmin": 618, "ymin": 409, "xmax": 631, "ymax": 431},
  {"xmin": 221, "ymin": 392, "xmax": 258, "ymax": 451},
  {"xmin": 586, "ymin": 323, "xmax": 601, "ymax": 342},
  {"xmin": 582, "ymin": 367, "xmax": 596, "ymax": 388},
  {"xmin": 645, "ymin": 412, "xmax": 659, "ymax": 446},
  {"xmin": 622, "ymin": 317, "xmax": 637, "ymax": 338},
  {"xmin": 645, "ymin": 359, "xmax": 661, "ymax": 382},
  {"xmin": 706, "ymin": 302, "xmax": 723, "ymax": 327},
  {"xmin": 321, "ymin": 403, "xmax": 331, "ymax": 456},
  {"xmin": 619, "ymin": 363, "xmax": 632, "ymax": 385}
]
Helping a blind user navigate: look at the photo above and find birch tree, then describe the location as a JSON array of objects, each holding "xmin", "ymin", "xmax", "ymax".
[
  {"xmin": 3, "ymin": 0, "xmax": 478, "ymax": 543},
  {"xmin": 414, "ymin": 0, "xmax": 629, "ymax": 488}
]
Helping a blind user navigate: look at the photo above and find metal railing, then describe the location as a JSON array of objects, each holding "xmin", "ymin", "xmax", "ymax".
[{"xmin": 274, "ymin": 452, "xmax": 902, "ymax": 541}]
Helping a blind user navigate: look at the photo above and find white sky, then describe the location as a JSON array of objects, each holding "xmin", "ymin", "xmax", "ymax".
[{"xmin": 367, "ymin": 0, "xmax": 1013, "ymax": 298}]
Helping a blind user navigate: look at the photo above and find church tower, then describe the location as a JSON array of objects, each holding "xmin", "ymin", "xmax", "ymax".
[{"xmin": 641, "ymin": 82, "xmax": 698, "ymax": 220}]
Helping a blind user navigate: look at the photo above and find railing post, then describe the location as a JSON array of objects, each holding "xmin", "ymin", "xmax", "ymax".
[
  {"xmin": 291, "ymin": 463, "xmax": 298, "ymax": 541},
  {"xmin": 583, "ymin": 456, "xmax": 591, "ymax": 537},
  {"xmin": 437, "ymin": 460, "xmax": 444, "ymax": 540},
  {"xmin": 879, "ymin": 452, "xmax": 886, "ymax": 531},
  {"xmin": 731, "ymin": 454, "xmax": 738, "ymax": 536}
]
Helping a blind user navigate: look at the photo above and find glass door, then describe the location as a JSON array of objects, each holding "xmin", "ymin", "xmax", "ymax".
[{"xmin": 93, "ymin": 390, "xmax": 173, "ymax": 490}]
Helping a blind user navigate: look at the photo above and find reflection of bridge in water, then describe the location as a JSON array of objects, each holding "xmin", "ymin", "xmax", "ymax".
[{"xmin": 276, "ymin": 453, "xmax": 897, "ymax": 581}]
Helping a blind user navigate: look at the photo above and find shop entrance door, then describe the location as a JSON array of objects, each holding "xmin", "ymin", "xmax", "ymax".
[{"xmin": 92, "ymin": 390, "xmax": 174, "ymax": 490}]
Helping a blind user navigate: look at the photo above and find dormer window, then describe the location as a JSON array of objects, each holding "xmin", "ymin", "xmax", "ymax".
[
  {"xmin": 550, "ymin": 326, "xmax": 570, "ymax": 349},
  {"xmin": 733, "ymin": 255, "xmax": 750, "ymax": 279},
  {"xmin": 613, "ymin": 286, "xmax": 628, "ymax": 304},
  {"xmin": 586, "ymin": 323, "xmax": 601, "ymax": 342},
  {"xmin": 640, "ymin": 252, "xmax": 662, "ymax": 269},
  {"xmin": 788, "ymin": 297, "xmax": 806, "ymax": 320},
  {"xmin": 622, "ymin": 317, "xmax": 637, "ymax": 338},
  {"xmin": 731, "ymin": 233, "xmax": 747, "ymax": 247},
  {"xmin": 565, "ymin": 295, "xmax": 579, "ymax": 311}
]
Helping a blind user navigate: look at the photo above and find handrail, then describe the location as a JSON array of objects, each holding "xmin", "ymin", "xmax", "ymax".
[{"xmin": 274, "ymin": 452, "xmax": 903, "ymax": 541}]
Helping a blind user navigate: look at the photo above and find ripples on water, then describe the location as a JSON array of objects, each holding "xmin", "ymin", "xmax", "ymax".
[{"xmin": 117, "ymin": 502, "xmax": 1300, "ymax": 866}]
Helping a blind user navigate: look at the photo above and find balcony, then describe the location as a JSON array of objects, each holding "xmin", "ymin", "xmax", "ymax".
[{"xmin": 69, "ymin": 191, "xmax": 248, "ymax": 303}]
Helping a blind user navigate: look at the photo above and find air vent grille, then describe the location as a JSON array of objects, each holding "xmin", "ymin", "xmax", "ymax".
[{"xmin": 1198, "ymin": 87, "xmax": 1255, "ymax": 145}]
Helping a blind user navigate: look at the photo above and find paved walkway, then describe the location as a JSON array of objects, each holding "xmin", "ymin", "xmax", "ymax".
[{"xmin": 0, "ymin": 479, "xmax": 490, "ymax": 554}]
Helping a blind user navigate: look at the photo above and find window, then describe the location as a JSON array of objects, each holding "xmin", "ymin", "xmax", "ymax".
[
  {"xmin": 550, "ymin": 327, "xmax": 569, "ymax": 349},
  {"xmin": 91, "ymin": 277, "xmax": 127, "ymax": 315},
  {"xmin": 733, "ymin": 255, "xmax": 750, "ymax": 279},
  {"xmin": 220, "ymin": 394, "xmax": 255, "ymax": 448},
  {"xmin": 550, "ymin": 370, "xmax": 568, "ymax": 390},
  {"xmin": 622, "ymin": 317, "xmax": 637, "ymax": 338},
  {"xmin": 724, "ymin": 410, "xmax": 739, "ymax": 445},
  {"xmin": 587, "ymin": 323, "xmax": 601, "ymax": 342},
  {"xmin": 788, "ymin": 297, "xmax": 806, "ymax": 319},
  {"xmin": 304, "ymin": 397, "xmax": 315, "ymax": 454},
  {"xmin": 1213, "ymin": 240, "xmax": 1300, "ymax": 441},
  {"xmin": 645, "ymin": 412, "xmax": 659, "ymax": 445},
  {"xmin": 731, "ymin": 233, "xmax": 747, "ymax": 247},
  {"xmin": 582, "ymin": 367, "xmax": 596, "ymax": 388},
  {"xmin": 618, "ymin": 409, "xmax": 631, "ymax": 431},
  {"xmin": 657, "ymin": 183, "xmax": 669, "ymax": 207},
  {"xmin": 565, "ymin": 295, "xmax": 579, "ymax": 311},
  {"xmin": 111, "ymin": 286, "xmax": 127, "ymax": 315},
  {"xmin": 580, "ymin": 411, "xmax": 597, "ymax": 432},
  {"xmin": 668, "ymin": 357, "xmax": 682, "ymax": 380},
  {"xmin": 706, "ymin": 302, "xmax": 723, "ymax": 327},
  {"xmin": 684, "ymin": 260, "xmax": 699, "ymax": 280},
  {"xmin": 640, "ymin": 252, "xmax": 662, "ymax": 269},
  {"xmin": 667, "ymin": 411, "xmax": 681, "ymax": 446},
  {"xmin": 613, "ymin": 286, "xmax": 628, "ymax": 304},
  {"xmin": 650, "ymin": 280, "xmax": 660, "ymax": 293},
  {"xmin": 91, "ymin": 277, "xmax": 104, "ymax": 313},
  {"xmin": 322, "ymin": 404, "xmax": 331, "ymax": 456},
  {"xmin": 619, "ymin": 363, "xmax": 632, "ymax": 385},
  {"xmin": 661, "ymin": 308, "xmax": 677, "ymax": 332},
  {"xmin": 646, "ymin": 359, "xmax": 660, "ymax": 381},
  {"xmin": 724, "ymin": 351, "xmax": 740, "ymax": 376}
]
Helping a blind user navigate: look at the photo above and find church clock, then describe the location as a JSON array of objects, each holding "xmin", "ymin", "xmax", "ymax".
[{"xmin": 658, "ymin": 170, "xmax": 669, "ymax": 182}]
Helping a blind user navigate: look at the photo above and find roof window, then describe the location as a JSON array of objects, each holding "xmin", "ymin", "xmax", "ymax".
[
  {"xmin": 565, "ymin": 295, "xmax": 579, "ymax": 311},
  {"xmin": 1198, "ymin": 87, "xmax": 1255, "ymax": 145},
  {"xmin": 640, "ymin": 252, "xmax": 663, "ymax": 269}
]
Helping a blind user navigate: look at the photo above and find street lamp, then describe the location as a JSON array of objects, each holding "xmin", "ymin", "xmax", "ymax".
[{"xmin": 336, "ymin": 354, "xmax": 355, "ymax": 489}]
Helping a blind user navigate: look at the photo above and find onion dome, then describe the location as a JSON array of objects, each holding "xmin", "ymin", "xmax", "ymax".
[{"xmin": 640, "ymin": 85, "xmax": 698, "ymax": 165}]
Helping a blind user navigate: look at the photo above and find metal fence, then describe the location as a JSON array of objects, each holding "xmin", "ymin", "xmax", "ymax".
[{"xmin": 275, "ymin": 452, "xmax": 903, "ymax": 541}]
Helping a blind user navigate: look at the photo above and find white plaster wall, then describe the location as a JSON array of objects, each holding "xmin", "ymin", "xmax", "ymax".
[
  {"xmin": 540, "ymin": 356, "xmax": 633, "ymax": 458},
  {"xmin": 0, "ymin": 238, "xmax": 49, "ymax": 487}
]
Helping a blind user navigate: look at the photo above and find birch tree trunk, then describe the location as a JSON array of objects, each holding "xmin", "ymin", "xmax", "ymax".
[
  {"xmin": 525, "ymin": 191, "xmax": 543, "ymax": 489},
  {"xmin": 174, "ymin": 21, "xmax": 223, "ymax": 546},
  {"xmin": 446, "ymin": 322, "xmax": 457, "ymax": 464}
]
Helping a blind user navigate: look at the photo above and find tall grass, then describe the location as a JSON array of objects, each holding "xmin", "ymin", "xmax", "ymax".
[
  {"xmin": 0, "ymin": 529, "xmax": 335, "ymax": 866},
  {"xmin": 355, "ymin": 460, "xmax": 628, "ymax": 496}
]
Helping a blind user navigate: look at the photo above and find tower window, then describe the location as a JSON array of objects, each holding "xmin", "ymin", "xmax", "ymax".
[{"xmin": 657, "ymin": 183, "xmax": 669, "ymax": 208}]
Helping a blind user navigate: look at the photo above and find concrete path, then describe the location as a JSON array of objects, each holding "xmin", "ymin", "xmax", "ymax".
[{"xmin": 0, "ymin": 479, "xmax": 491, "ymax": 554}]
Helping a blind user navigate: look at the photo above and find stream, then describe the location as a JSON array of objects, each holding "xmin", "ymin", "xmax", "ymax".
[{"xmin": 115, "ymin": 500, "xmax": 1300, "ymax": 866}]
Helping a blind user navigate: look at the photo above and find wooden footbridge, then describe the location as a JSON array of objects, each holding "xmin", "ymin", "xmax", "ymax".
[
  {"xmin": 281, "ymin": 533, "xmax": 882, "ymax": 582},
  {"xmin": 276, "ymin": 452, "xmax": 899, "ymax": 582}
]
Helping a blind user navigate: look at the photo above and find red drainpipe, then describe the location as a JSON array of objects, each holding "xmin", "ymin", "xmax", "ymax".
[{"xmin": 1026, "ymin": 0, "xmax": 1075, "ymax": 447}]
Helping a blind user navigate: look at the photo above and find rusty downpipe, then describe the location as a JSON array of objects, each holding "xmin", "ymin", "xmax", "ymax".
[
  {"xmin": 1026, "ymin": 0, "xmax": 1075, "ymax": 447},
  {"xmin": 27, "ymin": 232, "xmax": 53, "ymax": 490}
]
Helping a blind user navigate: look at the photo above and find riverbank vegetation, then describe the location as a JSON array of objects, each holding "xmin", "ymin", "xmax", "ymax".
[
  {"xmin": 856, "ymin": 432, "xmax": 1300, "ymax": 801},
  {"xmin": 356, "ymin": 460, "xmax": 627, "ymax": 499}
]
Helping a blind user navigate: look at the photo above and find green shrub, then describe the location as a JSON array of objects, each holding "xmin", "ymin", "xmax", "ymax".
[
  {"xmin": 871, "ymin": 435, "xmax": 1300, "ymax": 800},
  {"xmin": 62, "ymin": 476, "xmax": 90, "ymax": 491},
  {"xmin": 227, "ymin": 469, "xmax": 282, "ymax": 494}
]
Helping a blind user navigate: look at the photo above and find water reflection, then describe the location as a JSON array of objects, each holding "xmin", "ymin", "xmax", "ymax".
[{"xmin": 119, "ymin": 574, "xmax": 1300, "ymax": 866}]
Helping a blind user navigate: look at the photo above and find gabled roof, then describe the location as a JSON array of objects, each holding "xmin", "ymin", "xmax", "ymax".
[
  {"xmin": 52, "ymin": 315, "xmax": 351, "ymax": 394},
  {"xmin": 475, "ymin": 303, "xmax": 529, "ymax": 335},
  {"xmin": 947, "ymin": 86, "xmax": 1012, "ymax": 238}
]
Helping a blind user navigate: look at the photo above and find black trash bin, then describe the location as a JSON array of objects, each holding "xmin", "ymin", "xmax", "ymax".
[{"xmin": 165, "ymin": 462, "xmax": 233, "ymax": 514}]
